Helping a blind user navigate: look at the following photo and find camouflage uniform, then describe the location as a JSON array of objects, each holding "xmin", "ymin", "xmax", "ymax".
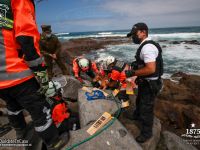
[{"xmin": 39, "ymin": 25, "xmax": 69, "ymax": 79}]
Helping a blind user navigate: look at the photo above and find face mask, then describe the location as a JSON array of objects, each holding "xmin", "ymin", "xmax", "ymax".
[
  {"xmin": 46, "ymin": 34, "xmax": 52, "ymax": 38},
  {"xmin": 132, "ymin": 35, "xmax": 141, "ymax": 44}
]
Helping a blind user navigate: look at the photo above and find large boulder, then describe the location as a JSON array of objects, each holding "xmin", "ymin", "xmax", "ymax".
[
  {"xmin": 62, "ymin": 120, "xmax": 142, "ymax": 150},
  {"xmin": 155, "ymin": 73, "xmax": 200, "ymax": 131},
  {"xmin": 120, "ymin": 115, "xmax": 161, "ymax": 150},
  {"xmin": 78, "ymin": 89, "xmax": 118, "ymax": 127},
  {"xmin": 62, "ymin": 76, "xmax": 82, "ymax": 100},
  {"xmin": 62, "ymin": 88, "xmax": 143, "ymax": 150}
]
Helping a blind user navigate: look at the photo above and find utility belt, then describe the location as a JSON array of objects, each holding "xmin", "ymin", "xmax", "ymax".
[
  {"xmin": 136, "ymin": 77, "xmax": 163, "ymax": 96},
  {"xmin": 136, "ymin": 77, "xmax": 161, "ymax": 84}
]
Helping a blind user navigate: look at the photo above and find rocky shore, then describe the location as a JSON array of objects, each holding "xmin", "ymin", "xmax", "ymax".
[
  {"xmin": 59, "ymin": 37, "xmax": 200, "ymax": 149},
  {"xmin": 0, "ymin": 37, "xmax": 200, "ymax": 149}
]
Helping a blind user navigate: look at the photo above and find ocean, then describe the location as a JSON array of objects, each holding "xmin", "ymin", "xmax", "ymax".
[{"xmin": 56, "ymin": 26, "xmax": 200, "ymax": 78}]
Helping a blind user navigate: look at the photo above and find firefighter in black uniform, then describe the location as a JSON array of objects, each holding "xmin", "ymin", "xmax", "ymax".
[{"xmin": 126, "ymin": 23, "xmax": 163, "ymax": 143}]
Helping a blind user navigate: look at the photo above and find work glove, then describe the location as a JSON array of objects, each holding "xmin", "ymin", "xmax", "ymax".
[
  {"xmin": 45, "ymin": 81, "xmax": 62, "ymax": 98},
  {"xmin": 92, "ymin": 81, "xmax": 101, "ymax": 88},
  {"xmin": 130, "ymin": 61, "xmax": 138, "ymax": 70},
  {"xmin": 34, "ymin": 70, "xmax": 49, "ymax": 94},
  {"xmin": 125, "ymin": 70, "xmax": 135, "ymax": 78}
]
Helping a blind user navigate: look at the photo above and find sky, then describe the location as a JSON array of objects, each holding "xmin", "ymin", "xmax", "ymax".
[{"xmin": 35, "ymin": 0, "xmax": 200, "ymax": 33}]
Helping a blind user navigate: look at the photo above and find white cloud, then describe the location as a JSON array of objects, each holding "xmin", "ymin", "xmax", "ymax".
[
  {"xmin": 102, "ymin": 0, "xmax": 200, "ymax": 17},
  {"xmin": 49, "ymin": 0, "xmax": 200, "ymax": 32}
]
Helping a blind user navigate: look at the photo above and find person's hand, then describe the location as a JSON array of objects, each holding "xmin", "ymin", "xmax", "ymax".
[
  {"xmin": 34, "ymin": 70, "xmax": 49, "ymax": 94},
  {"xmin": 125, "ymin": 70, "xmax": 135, "ymax": 78},
  {"xmin": 49, "ymin": 54, "xmax": 57, "ymax": 59},
  {"xmin": 52, "ymin": 54, "xmax": 57, "ymax": 59},
  {"xmin": 45, "ymin": 81, "xmax": 62, "ymax": 98},
  {"xmin": 76, "ymin": 76, "xmax": 83, "ymax": 83}
]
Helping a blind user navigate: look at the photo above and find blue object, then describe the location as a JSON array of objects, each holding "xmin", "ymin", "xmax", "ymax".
[{"xmin": 85, "ymin": 90, "xmax": 105, "ymax": 101}]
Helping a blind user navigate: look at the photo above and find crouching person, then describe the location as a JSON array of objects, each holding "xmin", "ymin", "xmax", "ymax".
[
  {"xmin": 72, "ymin": 56, "xmax": 101, "ymax": 87},
  {"xmin": 102, "ymin": 56, "xmax": 137, "ymax": 109},
  {"xmin": 45, "ymin": 81, "xmax": 80, "ymax": 134}
]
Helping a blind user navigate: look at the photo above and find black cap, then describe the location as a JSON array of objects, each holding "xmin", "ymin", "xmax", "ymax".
[
  {"xmin": 127, "ymin": 22, "xmax": 148, "ymax": 37},
  {"xmin": 41, "ymin": 25, "xmax": 52, "ymax": 32}
]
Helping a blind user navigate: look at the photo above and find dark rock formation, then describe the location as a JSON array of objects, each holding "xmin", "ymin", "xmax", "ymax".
[
  {"xmin": 155, "ymin": 73, "xmax": 200, "ymax": 149},
  {"xmin": 61, "ymin": 37, "xmax": 130, "ymax": 65},
  {"xmin": 162, "ymin": 131, "xmax": 197, "ymax": 150}
]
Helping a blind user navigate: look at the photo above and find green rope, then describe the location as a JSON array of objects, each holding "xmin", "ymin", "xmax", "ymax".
[{"xmin": 66, "ymin": 97, "xmax": 121, "ymax": 150}]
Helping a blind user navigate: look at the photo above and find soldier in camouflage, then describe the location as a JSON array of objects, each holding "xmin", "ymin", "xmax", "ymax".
[{"xmin": 40, "ymin": 25, "xmax": 69, "ymax": 79}]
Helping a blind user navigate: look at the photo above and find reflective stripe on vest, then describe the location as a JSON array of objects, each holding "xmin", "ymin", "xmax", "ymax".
[
  {"xmin": 7, "ymin": 109, "xmax": 23, "ymax": 115},
  {"xmin": 35, "ymin": 107, "xmax": 52, "ymax": 132},
  {"xmin": 35, "ymin": 119, "xmax": 53, "ymax": 132},
  {"xmin": 26, "ymin": 57, "xmax": 43, "ymax": 67},
  {"xmin": 0, "ymin": 30, "xmax": 33, "ymax": 81},
  {"xmin": 0, "ymin": 1, "xmax": 14, "ymax": 30}
]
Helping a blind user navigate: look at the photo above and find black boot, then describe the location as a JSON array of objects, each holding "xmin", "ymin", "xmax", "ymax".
[
  {"xmin": 136, "ymin": 134, "xmax": 152, "ymax": 143},
  {"xmin": 0, "ymin": 124, "xmax": 12, "ymax": 137},
  {"xmin": 47, "ymin": 131, "xmax": 70, "ymax": 150},
  {"xmin": 15, "ymin": 122, "xmax": 34, "ymax": 139},
  {"xmin": 7, "ymin": 111, "xmax": 27, "ymax": 139},
  {"xmin": 126, "ymin": 111, "xmax": 140, "ymax": 121},
  {"xmin": 36, "ymin": 123, "xmax": 70, "ymax": 150}
]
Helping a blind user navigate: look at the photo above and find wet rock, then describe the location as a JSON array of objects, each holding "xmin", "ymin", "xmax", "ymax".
[
  {"xmin": 61, "ymin": 37, "xmax": 129, "ymax": 62},
  {"xmin": 179, "ymin": 74, "xmax": 200, "ymax": 92},
  {"xmin": 162, "ymin": 131, "xmax": 198, "ymax": 150},
  {"xmin": 182, "ymin": 40, "xmax": 200, "ymax": 45},
  {"xmin": 171, "ymin": 72, "xmax": 187, "ymax": 78},
  {"xmin": 155, "ymin": 73, "xmax": 200, "ymax": 128},
  {"xmin": 170, "ymin": 41, "xmax": 181, "ymax": 44},
  {"xmin": 185, "ymin": 46, "xmax": 192, "ymax": 49}
]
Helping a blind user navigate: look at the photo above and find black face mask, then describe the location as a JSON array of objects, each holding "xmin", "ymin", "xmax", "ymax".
[{"xmin": 132, "ymin": 34, "xmax": 141, "ymax": 44}]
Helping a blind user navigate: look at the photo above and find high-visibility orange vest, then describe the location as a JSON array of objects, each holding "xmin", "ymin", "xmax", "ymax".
[{"xmin": 0, "ymin": 0, "xmax": 41, "ymax": 89}]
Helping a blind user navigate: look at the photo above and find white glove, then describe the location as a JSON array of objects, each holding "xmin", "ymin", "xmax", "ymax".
[{"xmin": 45, "ymin": 81, "xmax": 62, "ymax": 97}]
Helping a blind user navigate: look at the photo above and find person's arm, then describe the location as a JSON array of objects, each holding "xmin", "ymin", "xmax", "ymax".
[
  {"xmin": 106, "ymin": 70, "xmax": 120, "ymax": 88},
  {"xmin": 134, "ymin": 62, "xmax": 156, "ymax": 76},
  {"xmin": 39, "ymin": 39, "xmax": 51, "ymax": 57},
  {"xmin": 39, "ymin": 35, "xmax": 51, "ymax": 56},
  {"xmin": 72, "ymin": 59, "xmax": 80, "ymax": 78},
  {"xmin": 12, "ymin": 0, "xmax": 48, "ymax": 93},
  {"xmin": 55, "ymin": 36, "xmax": 61, "ymax": 55},
  {"xmin": 126, "ymin": 44, "xmax": 158, "ymax": 77},
  {"xmin": 91, "ymin": 62, "xmax": 100, "ymax": 74},
  {"xmin": 12, "ymin": 0, "xmax": 43, "ymax": 70}
]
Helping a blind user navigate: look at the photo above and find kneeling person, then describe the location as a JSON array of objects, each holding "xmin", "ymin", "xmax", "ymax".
[
  {"xmin": 102, "ymin": 56, "xmax": 136, "ymax": 108},
  {"xmin": 73, "ymin": 57, "xmax": 100, "ymax": 87}
]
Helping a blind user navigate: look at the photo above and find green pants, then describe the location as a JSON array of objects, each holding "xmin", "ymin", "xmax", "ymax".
[{"xmin": 44, "ymin": 54, "xmax": 69, "ymax": 79}]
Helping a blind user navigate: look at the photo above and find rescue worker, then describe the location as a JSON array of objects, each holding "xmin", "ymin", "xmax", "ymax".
[
  {"xmin": 126, "ymin": 23, "xmax": 163, "ymax": 143},
  {"xmin": 40, "ymin": 25, "xmax": 69, "ymax": 80},
  {"xmin": 0, "ymin": 0, "xmax": 69, "ymax": 149},
  {"xmin": 72, "ymin": 56, "xmax": 100, "ymax": 87},
  {"xmin": 102, "ymin": 56, "xmax": 137, "ymax": 108}
]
